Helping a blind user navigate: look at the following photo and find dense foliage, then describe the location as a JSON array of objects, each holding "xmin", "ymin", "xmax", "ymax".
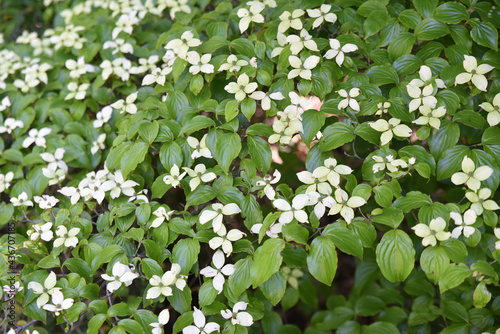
[{"xmin": 1, "ymin": 0, "xmax": 500, "ymax": 333}]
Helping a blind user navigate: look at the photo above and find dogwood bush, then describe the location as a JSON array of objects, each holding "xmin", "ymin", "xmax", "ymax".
[{"xmin": 1, "ymin": 0, "xmax": 500, "ymax": 333}]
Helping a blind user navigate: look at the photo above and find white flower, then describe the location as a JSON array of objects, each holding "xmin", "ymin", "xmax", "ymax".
[
  {"xmin": 0, "ymin": 172, "xmax": 14, "ymax": 193},
  {"xmin": 2, "ymin": 282, "xmax": 23, "ymax": 298},
  {"xmin": 183, "ymin": 307, "xmax": 220, "ymax": 334},
  {"xmin": 327, "ymin": 188, "xmax": 366, "ymax": 224},
  {"xmin": 103, "ymin": 38, "xmax": 134, "ymax": 55},
  {"xmin": 495, "ymin": 228, "xmax": 500, "ymax": 250},
  {"xmin": 41, "ymin": 148, "xmax": 68, "ymax": 172},
  {"xmin": 268, "ymin": 120, "xmax": 299, "ymax": 145},
  {"xmin": 412, "ymin": 217, "xmax": 451, "ymax": 247},
  {"xmin": 480, "ymin": 93, "xmax": 500, "ymax": 126},
  {"xmin": 372, "ymin": 154, "xmax": 407, "ymax": 173},
  {"xmin": 65, "ymin": 82, "xmax": 89, "ymax": 100},
  {"xmin": 151, "ymin": 309, "xmax": 170, "ymax": 334},
  {"xmin": 42, "ymin": 290, "xmax": 74, "ymax": 316},
  {"xmin": 28, "ymin": 271, "xmax": 60, "ymax": 307},
  {"xmin": 30, "ymin": 222, "xmax": 53, "ymax": 241},
  {"xmin": 305, "ymin": 191, "xmax": 336, "ymax": 219},
  {"xmin": 209, "ymin": 228, "xmax": 245, "ymax": 255},
  {"xmin": 407, "ymin": 84, "xmax": 437, "ymax": 112},
  {"xmin": 65, "ymin": 56, "xmax": 94, "ymax": 78},
  {"xmin": 450, "ymin": 209, "xmax": 477, "ymax": 238},
  {"xmin": 10, "ymin": 192, "xmax": 33, "ymax": 207},
  {"xmin": 369, "ymin": 118, "xmax": 412, "ymax": 146},
  {"xmin": 250, "ymin": 221, "xmax": 283, "ymax": 238},
  {"xmin": 221, "ymin": 302, "xmax": 253, "ymax": 326},
  {"xmin": 218, "ymin": 55, "xmax": 248, "ymax": 72},
  {"xmin": 187, "ymin": 52, "xmax": 214, "ymax": 75},
  {"xmin": 151, "ymin": 206, "xmax": 175, "ymax": 228},
  {"xmin": 34, "ymin": 194, "xmax": 59, "ymax": 209},
  {"xmin": 187, "ymin": 134, "xmax": 213, "ymax": 159},
  {"xmin": 200, "ymin": 250, "xmax": 235, "ymax": 294},
  {"xmin": 307, "ymin": 4, "xmax": 337, "ymax": 28},
  {"xmin": 324, "ymin": 39, "xmax": 358, "ymax": 66},
  {"xmin": 296, "ymin": 170, "xmax": 332, "ymax": 195},
  {"xmin": 285, "ymin": 91, "xmax": 310, "ymax": 119},
  {"xmin": 337, "ymin": 88, "xmax": 361, "ymax": 111},
  {"xmin": 249, "ymin": 90, "xmax": 285, "ymax": 111},
  {"xmin": 286, "ymin": 29, "xmax": 318, "ymax": 55},
  {"xmin": 455, "ymin": 55, "xmax": 494, "ymax": 92},
  {"xmin": 237, "ymin": 4, "xmax": 265, "ymax": 33},
  {"xmin": 58, "ymin": 186, "xmax": 84, "ymax": 205},
  {"xmin": 408, "ymin": 65, "xmax": 446, "ymax": 89},
  {"xmin": 375, "ymin": 102, "xmax": 391, "ymax": 116},
  {"xmin": 0, "ymin": 96, "xmax": 11, "ymax": 111},
  {"xmin": 288, "ymin": 55, "xmax": 320, "ymax": 80},
  {"xmin": 22, "ymin": 127, "xmax": 52, "ymax": 148},
  {"xmin": 273, "ymin": 197, "xmax": 308, "ymax": 224},
  {"xmin": 165, "ymin": 31, "xmax": 202, "ymax": 60},
  {"xmin": 108, "ymin": 170, "xmax": 138, "ymax": 199},
  {"xmin": 413, "ymin": 106, "xmax": 446, "ymax": 130},
  {"xmin": 224, "ymin": 73, "xmax": 258, "ymax": 102},
  {"xmin": 184, "ymin": 164, "xmax": 217, "ymax": 190},
  {"xmin": 100, "ymin": 58, "xmax": 132, "ymax": 81},
  {"xmin": 41, "ymin": 165, "xmax": 65, "ymax": 186},
  {"xmin": 0, "ymin": 117, "xmax": 24, "ymax": 134},
  {"xmin": 313, "ymin": 157, "xmax": 353, "ymax": 187},
  {"xmin": 282, "ymin": 266, "xmax": 303, "ymax": 289},
  {"xmin": 146, "ymin": 264, "xmax": 187, "ymax": 299},
  {"xmin": 163, "ymin": 164, "xmax": 187, "ymax": 188},
  {"xmin": 111, "ymin": 92, "xmax": 138, "ymax": 114},
  {"xmin": 101, "ymin": 261, "xmax": 139, "ymax": 293},
  {"xmin": 451, "ymin": 156, "xmax": 493, "ymax": 191},
  {"xmin": 200, "ymin": 203, "xmax": 241, "ymax": 233},
  {"xmin": 278, "ymin": 9, "xmax": 304, "ymax": 33},
  {"xmin": 53, "ymin": 225, "xmax": 80, "ymax": 248},
  {"xmin": 256, "ymin": 170, "xmax": 281, "ymax": 200},
  {"xmin": 91, "ymin": 133, "xmax": 107, "ymax": 154},
  {"xmin": 465, "ymin": 188, "xmax": 500, "ymax": 215},
  {"xmin": 94, "ymin": 106, "xmax": 113, "ymax": 128},
  {"xmin": 142, "ymin": 66, "xmax": 172, "ymax": 86}
]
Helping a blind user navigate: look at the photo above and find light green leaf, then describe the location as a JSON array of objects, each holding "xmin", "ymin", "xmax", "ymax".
[
  {"xmin": 307, "ymin": 236, "xmax": 338, "ymax": 286},
  {"xmin": 251, "ymin": 238, "xmax": 285, "ymax": 288},
  {"xmin": 215, "ymin": 133, "xmax": 241, "ymax": 173},
  {"xmin": 376, "ymin": 229, "xmax": 415, "ymax": 282}
]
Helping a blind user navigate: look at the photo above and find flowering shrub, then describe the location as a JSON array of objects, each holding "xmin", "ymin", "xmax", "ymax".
[{"xmin": 1, "ymin": 0, "xmax": 500, "ymax": 333}]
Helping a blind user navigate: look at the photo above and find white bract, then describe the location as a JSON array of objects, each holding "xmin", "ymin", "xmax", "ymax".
[
  {"xmin": 286, "ymin": 29, "xmax": 318, "ymax": 55},
  {"xmin": 256, "ymin": 170, "xmax": 281, "ymax": 200},
  {"xmin": 372, "ymin": 155, "xmax": 408, "ymax": 173},
  {"xmin": 163, "ymin": 164, "xmax": 187, "ymax": 188},
  {"xmin": 412, "ymin": 106, "xmax": 446, "ymax": 130},
  {"xmin": 209, "ymin": 228, "xmax": 245, "ymax": 255},
  {"xmin": 101, "ymin": 261, "xmax": 139, "ymax": 292},
  {"xmin": 183, "ymin": 164, "xmax": 217, "ymax": 190},
  {"xmin": 407, "ymin": 84, "xmax": 436, "ymax": 112},
  {"xmin": 10, "ymin": 192, "xmax": 33, "ymax": 207},
  {"xmin": 146, "ymin": 264, "xmax": 186, "ymax": 299},
  {"xmin": 53, "ymin": 225, "xmax": 80, "ymax": 248},
  {"xmin": 465, "ymin": 188, "xmax": 500, "ymax": 215},
  {"xmin": 42, "ymin": 290, "xmax": 74, "ymax": 316},
  {"xmin": 324, "ymin": 39, "xmax": 358, "ymax": 66},
  {"xmin": 41, "ymin": 148, "xmax": 68, "ymax": 172},
  {"xmin": 369, "ymin": 118, "xmax": 412, "ymax": 146},
  {"xmin": 408, "ymin": 65, "xmax": 446, "ymax": 89},
  {"xmin": 375, "ymin": 102, "xmax": 391, "ymax": 116},
  {"xmin": 313, "ymin": 157, "xmax": 353, "ymax": 187},
  {"xmin": 224, "ymin": 73, "xmax": 258, "ymax": 102},
  {"xmin": 278, "ymin": 9, "xmax": 304, "ymax": 33},
  {"xmin": 34, "ymin": 194, "xmax": 59, "ymax": 209},
  {"xmin": 200, "ymin": 203, "xmax": 241, "ymax": 233},
  {"xmin": 412, "ymin": 217, "xmax": 451, "ymax": 247},
  {"xmin": 187, "ymin": 134, "xmax": 213, "ymax": 159},
  {"xmin": 288, "ymin": 55, "xmax": 320, "ymax": 80},
  {"xmin": 65, "ymin": 56, "xmax": 94, "ymax": 78},
  {"xmin": 0, "ymin": 117, "xmax": 24, "ymax": 134},
  {"xmin": 248, "ymin": 91, "xmax": 285, "ymax": 110},
  {"xmin": 151, "ymin": 206, "xmax": 175, "ymax": 228},
  {"xmin": 187, "ymin": 52, "xmax": 214, "ymax": 74},
  {"xmin": 307, "ymin": 4, "xmax": 337, "ymax": 28},
  {"xmin": 183, "ymin": 307, "xmax": 220, "ymax": 334},
  {"xmin": 337, "ymin": 88, "xmax": 360, "ymax": 111},
  {"xmin": 151, "ymin": 309, "xmax": 170, "ymax": 334},
  {"xmin": 22, "ymin": 127, "xmax": 52, "ymax": 148},
  {"xmin": 297, "ymin": 170, "xmax": 332, "ymax": 195},
  {"xmin": 111, "ymin": 91, "xmax": 138, "ymax": 114},
  {"xmin": 0, "ymin": 96, "xmax": 11, "ymax": 111},
  {"xmin": 479, "ymin": 93, "xmax": 500, "ymax": 126},
  {"xmin": 28, "ymin": 271, "xmax": 60, "ymax": 307},
  {"xmin": 165, "ymin": 31, "xmax": 202, "ymax": 60},
  {"xmin": 451, "ymin": 156, "xmax": 493, "ymax": 191},
  {"xmin": 327, "ymin": 188, "xmax": 366, "ymax": 224},
  {"xmin": 450, "ymin": 209, "xmax": 477, "ymax": 238},
  {"xmin": 221, "ymin": 302, "xmax": 254, "ymax": 326},
  {"xmin": 91, "ymin": 133, "xmax": 107, "ymax": 154},
  {"xmin": 455, "ymin": 55, "xmax": 494, "ymax": 92},
  {"xmin": 0, "ymin": 172, "xmax": 14, "ymax": 193},
  {"xmin": 282, "ymin": 266, "xmax": 304, "ymax": 289},
  {"xmin": 237, "ymin": 4, "xmax": 265, "ymax": 33},
  {"xmin": 273, "ymin": 197, "xmax": 308, "ymax": 224},
  {"xmin": 199, "ymin": 250, "xmax": 235, "ymax": 294},
  {"xmin": 65, "ymin": 82, "xmax": 89, "ymax": 100},
  {"xmin": 94, "ymin": 106, "xmax": 113, "ymax": 128},
  {"xmin": 103, "ymin": 38, "xmax": 134, "ymax": 54}
]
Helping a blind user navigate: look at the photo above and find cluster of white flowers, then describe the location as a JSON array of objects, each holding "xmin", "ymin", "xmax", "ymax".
[
  {"xmin": 269, "ymin": 92, "xmax": 306, "ymax": 145},
  {"xmin": 41, "ymin": 148, "xmax": 68, "ymax": 185}
]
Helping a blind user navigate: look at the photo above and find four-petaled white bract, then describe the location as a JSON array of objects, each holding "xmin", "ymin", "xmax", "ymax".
[
  {"xmin": 28, "ymin": 271, "xmax": 60, "ymax": 307},
  {"xmin": 369, "ymin": 118, "xmax": 413, "ymax": 146},
  {"xmin": 455, "ymin": 55, "xmax": 494, "ymax": 92},
  {"xmin": 199, "ymin": 250, "xmax": 235, "ymax": 294},
  {"xmin": 183, "ymin": 307, "xmax": 220, "ymax": 334},
  {"xmin": 221, "ymin": 302, "xmax": 254, "ymax": 326},
  {"xmin": 450, "ymin": 209, "xmax": 477, "ymax": 239},
  {"xmin": 327, "ymin": 188, "xmax": 366, "ymax": 224},
  {"xmin": 412, "ymin": 217, "xmax": 451, "ymax": 247},
  {"xmin": 102, "ymin": 261, "xmax": 139, "ymax": 293},
  {"xmin": 451, "ymin": 156, "xmax": 493, "ymax": 191},
  {"xmin": 42, "ymin": 289, "xmax": 74, "ymax": 316},
  {"xmin": 224, "ymin": 73, "xmax": 258, "ymax": 102},
  {"xmin": 151, "ymin": 309, "xmax": 170, "ymax": 334}
]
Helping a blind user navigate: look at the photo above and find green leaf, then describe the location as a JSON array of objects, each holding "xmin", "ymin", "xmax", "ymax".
[
  {"xmin": 63, "ymin": 258, "xmax": 92, "ymax": 282},
  {"xmin": 199, "ymin": 282, "xmax": 217, "ymax": 307},
  {"xmin": 388, "ymin": 33, "xmax": 416, "ymax": 61},
  {"xmin": 482, "ymin": 127, "xmax": 500, "ymax": 145},
  {"xmin": 438, "ymin": 263, "xmax": 470, "ymax": 293},
  {"xmin": 415, "ymin": 18, "xmax": 449, "ymax": 41},
  {"xmin": 247, "ymin": 135, "xmax": 272, "ymax": 173},
  {"xmin": 319, "ymin": 122, "xmax": 355, "ymax": 151},
  {"xmin": 172, "ymin": 239, "xmax": 200, "ymax": 275},
  {"xmin": 323, "ymin": 223, "xmax": 363, "ymax": 258},
  {"xmin": 473, "ymin": 282, "xmax": 492, "ymax": 308},
  {"xmin": 159, "ymin": 141, "xmax": 183, "ymax": 171},
  {"xmin": 428, "ymin": 120, "xmax": 460, "ymax": 160},
  {"xmin": 186, "ymin": 185, "xmax": 217, "ymax": 207},
  {"xmin": 364, "ymin": 11, "xmax": 390, "ymax": 37},
  {"xmin": 139, "ymin": 121, "xmax": 159, "ymax": 144},
  {"xmin": 180, "ymin": 115, "xmax": 215, "ymax": 135},
  {"xmin": 363, "ymin": 322, "xmax": 400, "ymax": 334},
  {"xmin": 228, "ymin": 257, "xmax": 253, "ymax": 298},
  {"xmin": 470, "ymin": 21, "xmax": 498, "ymax": 51},
  {"xmin": 301, "ymin": 110, "xmax": 326, "ymax": 147},
  {"xmin": 376, "ymin": 230, "xmax": 415, "ymax": 282},
  {"xmin": 307, "ymin": 236, "xmax": 338, "ymax": 286},
  {"xmin": 413, "ymin": 0, "xmax": 437, "ymax": 18},
  {"xmin": 215, "ymin": 133, "xmax": 241, "ymax": 173},
  {"xmin": 355, "ymin": 296, "xmax": 385, "ymax": 316},
  {"xmin": 392, "ymin": 191, "xmax": 432, "ymax": 212},
  {"xmin": 168, "ymin": 286, "xmax": 192, "ymax": 313},
  {"xmin": 366, "ymin": 65, "xmax": 399, "ymax": 85},
  {"xmin": 436, "ymin": 145, "xmax": 469, "ymax": 180},
  {"xmin": 398, "ymin": 10, "xmax": 421, "ymax": 29},
  {"xmin": 88, "ymin": 314, "xmax": 108, "ymax": 334},
  {"xmin": 260, "ymin": 272, "xmax": 287, "ymax": 306},
  {"xmin": 442, "ymin": 301, "xmax": 469, "ymax": 323},
  {"xmin": 371, "ymin": 207, "xmax": 404, "ymax": 229},
  {"xmin": 241, "ymin": 98, "xmax": 256, "ymax": 120},
  {"xmin": 108, "ymin": 303, "xmax": 132, "ymax": 317},
  {"xmin": 230, "ymin": 38, "xmax": 255, "ymax": 57},
  {"xmin": 141, "ymin": 258, "xmax": 163, "ymax": 279},
  {"xmin": 433, "ymin": 3, "xmax": 468, "ymax": 24},
  {"xmin": 251, "ymin": 238, "xmax": 285, "ymax": 288},
  {"xmin": 420, "ymin": 246, "xmax": 449, "ymax": 283},
  {"xmin": 453, "ymin": 110, "xmax": 487, "ymax": 129},
  {"xmin": 118, "ymin": 319, "xmax": 144, "ymax": 334}
]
